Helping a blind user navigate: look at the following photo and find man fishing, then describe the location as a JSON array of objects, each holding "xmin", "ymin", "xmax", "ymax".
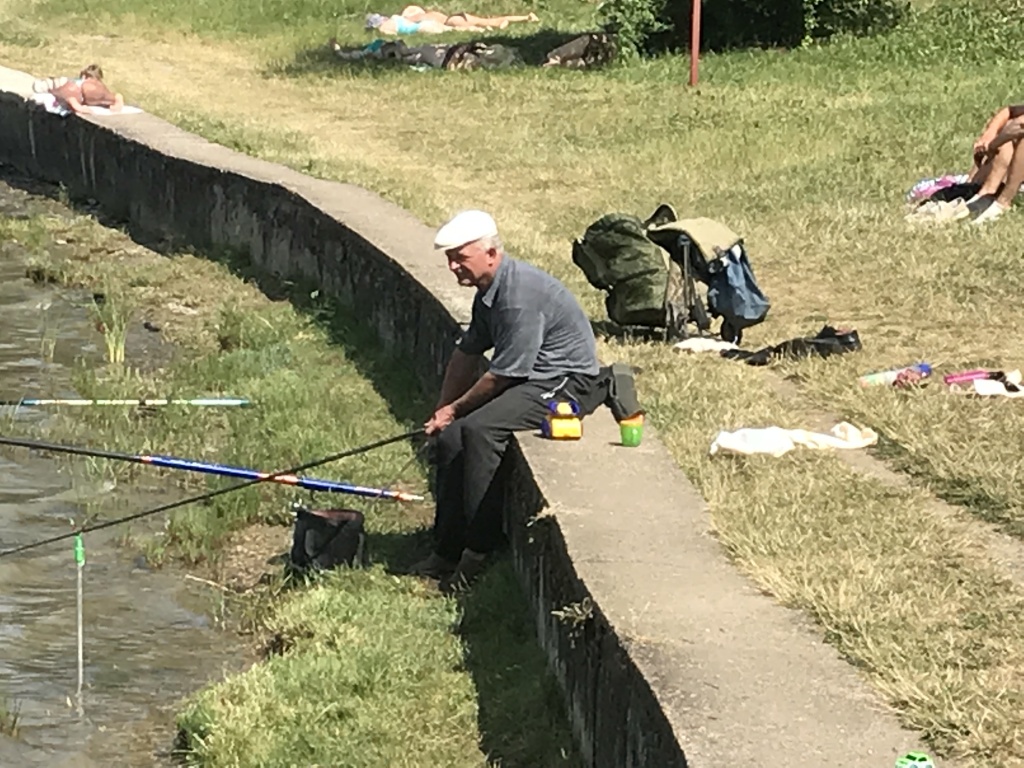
[{"xmin": 412, "ymin": 210, "xmax": 608, "ymax": 592}]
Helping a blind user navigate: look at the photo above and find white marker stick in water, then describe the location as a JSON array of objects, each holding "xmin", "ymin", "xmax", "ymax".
[{"xmin": 74, "ymin": 534, "xmax": 85, "ymax": 717}]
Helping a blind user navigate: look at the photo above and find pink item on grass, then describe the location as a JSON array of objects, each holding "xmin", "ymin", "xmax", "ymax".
[
  {"xmin": 942, "ymin": 369, "xmax": 993, "ymax": 386},
  {"xmin": 905, "ymin": 174, "xmax": 969, "ymax": 205}
]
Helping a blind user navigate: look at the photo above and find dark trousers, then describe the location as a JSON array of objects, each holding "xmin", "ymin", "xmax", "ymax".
[{"xmin": 431, "ymin": 372, "xmax": 607, "ymax": 561}]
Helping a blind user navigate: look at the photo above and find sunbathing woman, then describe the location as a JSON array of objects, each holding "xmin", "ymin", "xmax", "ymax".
[
  {"xmin": 44, "ymin": 64, "xmax": 124, "ymax": 115},
  {"xmin": 366, "ymin": 5, "xmax": 539, "ymax": 34}
]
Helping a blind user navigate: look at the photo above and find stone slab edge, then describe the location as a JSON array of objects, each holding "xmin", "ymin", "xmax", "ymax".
[{"xmin": 0, "ymin": 75, "xmax": 943, "ymax": 768}]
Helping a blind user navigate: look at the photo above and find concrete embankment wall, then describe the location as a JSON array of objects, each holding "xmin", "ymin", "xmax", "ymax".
[{"xmin": 0, "ymin": 87, "xmax": 689, "ymax": 767}]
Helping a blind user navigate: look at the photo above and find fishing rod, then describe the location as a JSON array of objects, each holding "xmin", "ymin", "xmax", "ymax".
[
  {"xmin": 0, "ymin": 397, "xmax": 251, "ymax": 407},
  {"xmin": 0, "ymin": 428, "xmax": 426, "ymax": 559},
  {"xmin": 0, "ymin": 436, "xmax": 424, "ymax": 502}
]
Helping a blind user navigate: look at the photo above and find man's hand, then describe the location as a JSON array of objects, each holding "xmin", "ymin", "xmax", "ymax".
[
  {"xmin": 424, "ymin": 371, "xmax": 514, "ymax": 436},
  {"xmin": 425, "ymin": 404, "xmax": 457, "ymax": 436},
  {"xmin": 973, "ymin": 137, "xmax": 991, "ymax": 163}
]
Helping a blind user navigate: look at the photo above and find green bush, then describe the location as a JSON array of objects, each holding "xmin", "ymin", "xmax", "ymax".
[
  {"xmin": 863, "ymin": 0, "xmax": 1024, "ymax": 67},
  {"xmin": 600, "ymin": 0, "xmax": 909, "ymax": 53},
  {"xmin": 812, "ymin": 0, "xmax": 907, "ymax": 40},
  {"xmin": 597, "ymin": 0, "xmax": 669, "ymax": 57}
]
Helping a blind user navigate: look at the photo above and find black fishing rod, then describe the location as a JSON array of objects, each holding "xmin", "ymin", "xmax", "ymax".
[{"xmin": 0, "ymin": 429, "xmax": 426, "ymax": 559}]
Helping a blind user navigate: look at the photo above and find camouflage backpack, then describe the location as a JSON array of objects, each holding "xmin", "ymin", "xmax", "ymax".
[
  {"xmin": 571, "ymin": 204, "xmax": 770, "ymax": 343},
  {"xmin": 571, "ymin": 205, "xmax": 681, "ymax": 329}
]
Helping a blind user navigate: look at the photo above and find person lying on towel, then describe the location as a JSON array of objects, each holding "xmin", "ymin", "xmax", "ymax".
[
  {"xmin": 34, "ymin": 64, "xmax": 124, "ymax": 116},
  {"xmin": 365, "ymin": 5, "xmax": 538, "ymax": 34}
]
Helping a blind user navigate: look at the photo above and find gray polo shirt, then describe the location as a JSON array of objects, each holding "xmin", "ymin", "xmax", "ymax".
[{"xmin": 457, "ymin": 255, "xmax": 600, "ymax": 380}]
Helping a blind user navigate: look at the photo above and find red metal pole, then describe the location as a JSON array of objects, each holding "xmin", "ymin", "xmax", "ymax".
[{"xmin": 689, "ymin": 0, "xmax": 701, "ymax": 86}]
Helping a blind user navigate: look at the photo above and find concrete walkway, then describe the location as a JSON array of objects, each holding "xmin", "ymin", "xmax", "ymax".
[
  {"xmin": 0, "ymin": 65, "xmax": 34, "ymax": 96},
  {"xmin": 0, "ymin": 59, "xmax": 952, "ymax": 767},
  {"xmin": 521, "ymin": 411, "xmax": 942, "ymax": 767}
]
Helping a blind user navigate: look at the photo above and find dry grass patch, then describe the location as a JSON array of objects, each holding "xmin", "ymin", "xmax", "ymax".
[{"xmin": 610, "ymin": 340, "xmax": 1024, "ymax": 761}]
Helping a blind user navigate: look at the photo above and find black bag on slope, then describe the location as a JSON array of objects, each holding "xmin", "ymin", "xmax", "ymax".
[{"xmin": 289, "ymin": 505, "xmax": 368, "ymax": 573}]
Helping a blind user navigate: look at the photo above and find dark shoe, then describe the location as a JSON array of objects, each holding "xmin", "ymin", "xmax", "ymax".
[
  {"xmin": 408, "ymin": 552, "xmax": 458, "ymax": 580},
  {"xmin": 722, "ymin": 325, "xmax": 861, "ymax": 366},
  {"xmin": 439, "ymin": 549, "xmax": 488, "ymax": 595}
]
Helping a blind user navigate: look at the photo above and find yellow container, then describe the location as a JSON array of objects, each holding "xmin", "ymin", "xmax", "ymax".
[{"xmin": 541, "ymin": 401, "xmax": 583, "ymax": 440}]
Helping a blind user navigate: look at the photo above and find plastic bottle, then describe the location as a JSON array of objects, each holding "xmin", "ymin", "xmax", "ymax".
[{"xmin": 858, "ymin": 363, "xmax": 932, "ymax": 387}]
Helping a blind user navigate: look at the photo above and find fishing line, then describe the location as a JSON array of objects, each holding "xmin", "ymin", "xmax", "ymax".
[
  {"xmin": 0, "ymin": 429, "xmax": 425, "ymax": 559},
  {"xmin": 361, "ymin": 439, "xmax": 431, "ymax": 510}
]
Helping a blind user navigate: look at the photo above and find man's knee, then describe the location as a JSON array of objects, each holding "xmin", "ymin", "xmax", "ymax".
[
  {"xmin": 460, "ymin": 411, "xmax": 512, "ymax": 452},
  {"xmin": 435, "ymin": 413, "xmax": 503, "ymax": 463},
  {"xmin": 434, "ymin": 421, "xmax": 463, "ymax": 465}
]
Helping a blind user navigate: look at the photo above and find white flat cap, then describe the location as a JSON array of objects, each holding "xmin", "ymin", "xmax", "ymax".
[{"xmin": 434, "ymin": 209, "xmax": 499, "ymax": 250}]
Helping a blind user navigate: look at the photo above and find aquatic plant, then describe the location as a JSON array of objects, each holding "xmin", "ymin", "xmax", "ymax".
[
  {"xmin": 89, "ymin": 288, "xmax": 134, "ymax": 365},
  {"xmin": 0, "ymin": 696, "xmax": 22, "ymax": 739}
]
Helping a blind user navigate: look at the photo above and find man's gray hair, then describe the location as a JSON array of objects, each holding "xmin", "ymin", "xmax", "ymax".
[{"xmin": 480, "ymin": 234, "xmax": 504, "ymax": 253}]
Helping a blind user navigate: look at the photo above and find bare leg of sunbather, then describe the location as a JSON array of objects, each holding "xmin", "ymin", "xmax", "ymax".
[
  {"xmin": 993, "ymin": 141, "xmax": 1024, "ymax": 209},
  {"xmin": 971, "ymin": 141, "xmax": 1013, "ymax": 195},
  {"xmin": 445, "ymin": 11, "xmax": 539, "ymax": 28},
  {"xmin": 966, "ymin": 140, "xmax": 1024, "ymax": 223},
  {"xmin": 400, "ymin": 5, "xmax": 539, "ymax": 27}
]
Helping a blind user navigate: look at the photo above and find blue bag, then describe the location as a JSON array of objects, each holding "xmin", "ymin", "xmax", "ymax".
[{"xmin": 706, "ymin": 244, "xmax": 771, "ymax": 344}]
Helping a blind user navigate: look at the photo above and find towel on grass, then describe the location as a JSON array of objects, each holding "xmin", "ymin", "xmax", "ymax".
[
  {"xmin": 710, "ymin": 421, "xmax": 879, "ymax": 457},
  {"xmin": 972, "ymin": 370, "xmax": 1024, "ymax": 398},
  {"xmin": 674, "ymin": 337, "xmax": 738, "ymax": 354}
]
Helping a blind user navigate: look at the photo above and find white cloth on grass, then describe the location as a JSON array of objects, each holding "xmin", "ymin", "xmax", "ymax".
[
  {"xmin": 674, "ymin": 337, "xmax": 738, "ymax": 354},
  {"xmin": 709, "ymin": 421, "xmax": 879, "ymax": 457},
  {"xmin": 973, "ymin": 370, "xmax": 1024, "ymax": 398}
]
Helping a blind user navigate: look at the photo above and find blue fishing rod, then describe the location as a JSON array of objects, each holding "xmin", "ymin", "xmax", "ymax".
[
  {"xmin": 0, "ymin": 429, "xmax": 426, "ymax": 558},
  {"xmin": 0, "ymin": 436, "xmax": 424, "ymax": 502}
]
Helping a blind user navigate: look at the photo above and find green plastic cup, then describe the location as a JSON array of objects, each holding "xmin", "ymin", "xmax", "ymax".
[{"xmin": 619, "ymin": 418, "xmax": 644, "ymax": 447}]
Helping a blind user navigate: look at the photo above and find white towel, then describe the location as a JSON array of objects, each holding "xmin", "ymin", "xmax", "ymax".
[
  {"xmin": 973, "ymin": 377, "xmax": 1024, "ymax": 398},
  {"xmin": 88, "ymin": 105, "xmax": 143, "ymax": 116},
  {"xmin": 30, "ymin": 92, "xmax": 69, "ymax": 116},
  {"xmin": 29, "ymin": 92, "xmax": 143, "ymax": 117},
  {"xmin": 709, "ymin": 422, "xmax": 879, "ymax": 457},
  {"xmin": 674, "ymin": 337, "xmax": 738, "ymax": 354}
]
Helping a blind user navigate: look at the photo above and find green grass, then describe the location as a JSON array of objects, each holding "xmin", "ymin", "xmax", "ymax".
[
  {"xmin": 1, "ymin": 211, "xmax": 579, "ymax": 767},
  {"xmin": 177, "ymin": 570, "xmax": 480, "ymax": 768},
  {"xmin": 7, "ymin": 0, "xmax": 1024, "ymax": 762},
  {"xmin": 178, "ymin": 565, "xmax": 575, "ymax": 768}
]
